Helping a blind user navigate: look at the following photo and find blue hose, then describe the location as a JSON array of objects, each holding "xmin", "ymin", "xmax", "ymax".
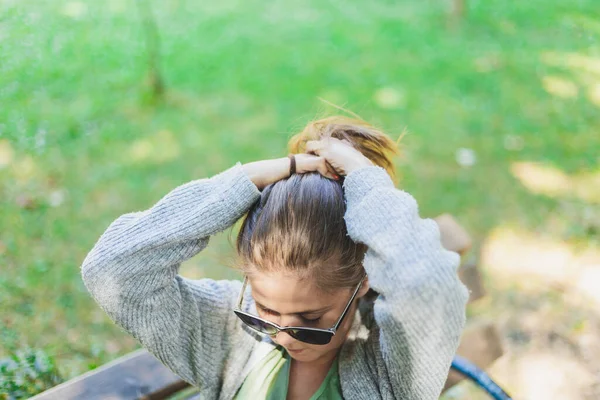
[{"xmin": 450, "ymin": 355, "xmax": 513, "ymax": 400}]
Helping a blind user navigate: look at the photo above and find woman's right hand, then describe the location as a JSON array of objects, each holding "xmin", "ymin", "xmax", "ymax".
[
  {"xmin": 242, "ymin": 155, "xmax": 339, "ymax": 190},
  {"xmin": 305, "ymin": 137, "xmax": 374, "ymax": 177}
]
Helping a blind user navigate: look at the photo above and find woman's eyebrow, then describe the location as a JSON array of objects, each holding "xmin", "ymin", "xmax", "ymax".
[
  {"xmin": 254, "ymin": 301, "xmax": 331, "ymax": 315},
  {"xmin": 294, "ymin": 306, "xmax": 331, "ymax": 315}
]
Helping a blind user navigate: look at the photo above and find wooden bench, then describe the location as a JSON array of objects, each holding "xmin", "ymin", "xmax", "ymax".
[
  {"xmin": 30, "ymin": 349, "xmax": 192, "ymax": 400},
  {"xmin": 32, "ymin": 214, "xmax": 502, "ymax": 399}
]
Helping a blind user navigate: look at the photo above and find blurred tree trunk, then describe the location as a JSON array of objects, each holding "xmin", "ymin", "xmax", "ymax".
[
  {"xmin": 136, "ymin": 0, "xmax": 165, "ymax": 100},
  {"xmin": 448, "ymin": 0, "xmax": 466, "ymax": 28}
]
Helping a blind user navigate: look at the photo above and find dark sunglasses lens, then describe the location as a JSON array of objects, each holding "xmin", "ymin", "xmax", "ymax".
[
  {"xmin": 236, "ymin": 312, "xmax": 277, "ymax": 335},
  {"xmin": 288, "ymin": 329, "xmax": 333, "ymax": 345}
]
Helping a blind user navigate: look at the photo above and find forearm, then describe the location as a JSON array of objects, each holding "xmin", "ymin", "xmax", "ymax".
[
  {"xmin": 242, "ymin": 157, "xmax": 290, "ymax": 190},
  {"xmin": 343, "ymin": 166, "xmax": 466, "ymax": 301},
  {"xmin": 343, "ymin": 166, "xmax": 468, "ymax": 398},
  {"xmin": 81, "ymin": 162, "xmax": 261, "ymax": 310},
  {"xmin": 80, "ymin": 162, "xmax": 262, "ymax": 385}
]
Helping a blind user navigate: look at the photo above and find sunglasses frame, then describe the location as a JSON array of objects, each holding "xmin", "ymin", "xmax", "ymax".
[{"xmin": 233, "ymin": 274, "xmax": 367, "ymax": 345}]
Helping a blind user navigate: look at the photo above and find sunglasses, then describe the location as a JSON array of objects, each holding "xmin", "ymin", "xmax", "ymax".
[{"xmin": 233, "ymin": 274, "xmax": 367, "ymax": 345}]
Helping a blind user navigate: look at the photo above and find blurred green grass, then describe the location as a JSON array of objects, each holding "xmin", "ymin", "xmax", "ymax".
[{"xmin": 1, "ymin": 0, "xmax": 599, "ymax": 383}]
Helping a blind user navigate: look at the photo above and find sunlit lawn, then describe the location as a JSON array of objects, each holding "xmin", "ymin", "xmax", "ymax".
[{"xmin": 1, "ymin": 0, "xmax": 599, "ymax": 395}]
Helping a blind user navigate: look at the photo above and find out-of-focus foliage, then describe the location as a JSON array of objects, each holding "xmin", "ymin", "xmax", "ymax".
[{"xmin": 0, "ymin": 349, "xmax": 63, "ymax": 399}]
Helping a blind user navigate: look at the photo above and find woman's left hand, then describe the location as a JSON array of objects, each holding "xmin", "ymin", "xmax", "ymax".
[{"xmin": 305, "ymin": 137, "xmax": 374, "ymax": 177}]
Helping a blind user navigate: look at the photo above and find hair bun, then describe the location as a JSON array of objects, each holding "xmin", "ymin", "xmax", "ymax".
[{"xmin": 288, "ymin": 115, "xmax": 402, "ymax": 182}]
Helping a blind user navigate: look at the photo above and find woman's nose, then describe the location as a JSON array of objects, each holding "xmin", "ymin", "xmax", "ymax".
[
  {"xmin": 275, "ymin": 331, "xmax": 297, "ymax": 347},
  {"xmin": 279, "ymin": 316, "xmax": 296, "ymax": 326}
]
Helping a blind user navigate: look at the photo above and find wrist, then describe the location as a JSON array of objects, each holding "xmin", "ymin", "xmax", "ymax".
[
  {"xmin": 242, "ymin": 158, "xmax": 289, "ymax": 190},
  {"xmin": 267, "ymin": 157, "xmax": 291, "ymax": 186},
  {"xmin": 345, "ymin": 157, "xmax": 374, "ymax": 175}
]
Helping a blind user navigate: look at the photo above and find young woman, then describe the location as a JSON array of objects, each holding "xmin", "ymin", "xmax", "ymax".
[{"xmin": 81, "ymin": 116, "xmax": 468, "ymax": 400}]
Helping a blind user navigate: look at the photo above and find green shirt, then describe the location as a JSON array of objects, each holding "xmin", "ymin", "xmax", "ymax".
[{"xmin": 233, "ymin": 346, "xmax": 343, "ymax": 400}]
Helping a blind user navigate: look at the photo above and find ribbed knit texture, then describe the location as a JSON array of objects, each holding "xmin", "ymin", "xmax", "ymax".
[{"xmin": 81, "ymin": 162, "xmax": 468, "ymax": 400}]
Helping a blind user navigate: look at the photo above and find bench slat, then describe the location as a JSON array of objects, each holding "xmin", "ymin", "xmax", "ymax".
[{"xmin": 30, "ymin": 349, "xmax": 188, "ymax": 400}]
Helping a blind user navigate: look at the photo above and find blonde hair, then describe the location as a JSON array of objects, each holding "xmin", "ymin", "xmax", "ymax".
[{"xmin": 236, "ymin": 116, "xmax": 400, "ymax": 291}]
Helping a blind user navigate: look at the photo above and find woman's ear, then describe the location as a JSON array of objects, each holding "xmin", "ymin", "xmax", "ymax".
[{"xmin": 357, "ymin": 276, "xmax": 370, "ymax": 298}]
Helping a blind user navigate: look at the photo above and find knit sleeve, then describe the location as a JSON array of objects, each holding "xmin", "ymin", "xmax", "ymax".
[
  {"xmin": 81, "ymin": 162, "xmax": 261, "ymax": 388},
  {"xmin": 342, "ymin": 166, "xmax": 469, "ymax": 399}
]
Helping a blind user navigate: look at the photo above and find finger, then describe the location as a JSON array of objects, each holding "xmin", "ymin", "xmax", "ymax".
[
  {"xmin": 317, "ymin": 164, "xmax": 336, "ymax": 180},
  {"xmin": 293, "ymin": 153, "xmax": 319, "ymax": 174},
  {"xmin": 318, "ymin": 159, "xmax": 339, "ymax": 180},
  {"xmin": 305, "ymin": 140, "xmax": 324, "ymax": 155},
  {"xmin": 324, "ymin": 160, "xmax": 340, "ymax": 176}
]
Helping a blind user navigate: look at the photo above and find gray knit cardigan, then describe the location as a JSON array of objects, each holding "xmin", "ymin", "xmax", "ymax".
[{"xmin": 81, "ymin": 163, "xmax": 468, "ymax": 399}]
